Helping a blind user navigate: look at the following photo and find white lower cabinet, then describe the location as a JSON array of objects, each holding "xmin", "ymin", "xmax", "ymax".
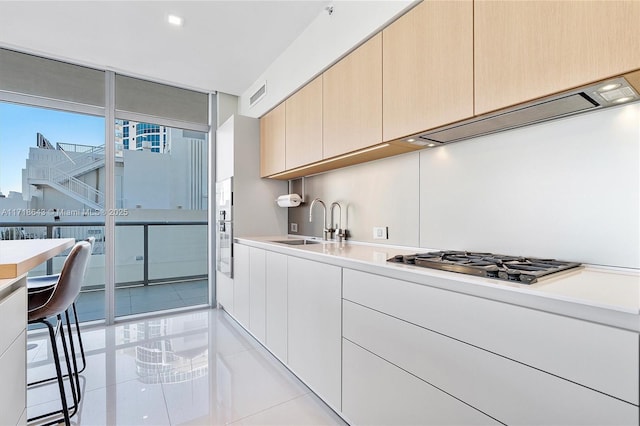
[
  {"xmin": 287, "ymin": 256, "xmax": 342, "ymax": 410},
  {"xmin": 343, "ymin": 300, "xmax": 638, "ymax": 425},
  {"xmin": 343, "ymin": 339, "xmax": 498, "ymax": 426},
  {"xmin": 232, "ymin": 244, "xmax": 250, "ymax": 326},
  {"xmin": 227, "ymin": 245, "xmax": 638, "ymax": 426},
  {"xmin": 230, "ymin": 245, "xmax": 342, "ymax": 411},
  {"xmin": 0, "ymin": 284, "xmax": 27, "ymax": 426},
  {"xmin": 0, "ymin": 330, "xmax": 26, "ymax": 426},
  {"xmin": 343, "ymin": 269, "xmax": 640, "ymax": 426},
  {"xmin": 248, "ymin": 247, "xmax": 266, "ymax": 343},
  {"xmin": 216, "ymin": 271, "xmax": 234, "ymax": 313},
  {"xmin": 343, "ymin": 268, "xmax": 638, "ymax": 405},
  {"xmin": 265, "ymin": 251, "xmax": 288, "ymax": 362}
]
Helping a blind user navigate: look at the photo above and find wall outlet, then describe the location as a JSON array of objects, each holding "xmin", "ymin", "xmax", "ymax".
[
  {"xmin": 373, "ymin": 226, "xmax": 388, "ymax": 240},
  {"xmin": 290, "ymin": 222, "xmax": 298, "ymax": 233}
]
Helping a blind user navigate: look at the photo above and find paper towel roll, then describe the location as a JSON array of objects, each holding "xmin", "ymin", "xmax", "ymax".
[{"xmin": 277, "ymin": 194, "xmax": 302, "ymax": 207}]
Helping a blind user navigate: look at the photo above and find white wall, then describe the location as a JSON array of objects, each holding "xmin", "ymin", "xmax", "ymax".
[
  {"xmin": 290, "ymin": 152, "xmax": 420, "ymax": 246},
  {"xmin": 239, "ymin": 0, "xmax": 416, "ymax": 118},
  {"xmin": 291, "ymin": 103, "xmax": 640, "ymax": 269},
  {"xmin": 419, "ymin": 103, "xmax": 640, "ymax": 269}
]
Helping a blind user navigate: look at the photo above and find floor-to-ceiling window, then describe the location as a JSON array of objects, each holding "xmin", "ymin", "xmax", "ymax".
[
  {"xmin": 0, "ymin": 48, "xmax": 212, "ymax": 324},
  {"xmin": 0, "ymin": 102, "xmax": 107, "ymax": 322},
  {"xmin": 113, "ymin": 119, "xmax": 209, "ymax": 317},
  {"xmin": 112, "ymin": 75, "xmax": 211, "ymax": 319}
]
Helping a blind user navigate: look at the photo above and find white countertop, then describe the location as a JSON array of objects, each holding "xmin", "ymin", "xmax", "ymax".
[{"xmin": 236, "ymin": 236, "xmax": 640, "ymax": 332}]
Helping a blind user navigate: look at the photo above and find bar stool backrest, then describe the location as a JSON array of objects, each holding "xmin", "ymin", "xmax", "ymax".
[
  {"xmin": 28, "ymin": 241, "xmax": 91, "ymax": 321},
  {"xmin": 84, "ymin": 236, "xmax": 95, "ymax": 254}
]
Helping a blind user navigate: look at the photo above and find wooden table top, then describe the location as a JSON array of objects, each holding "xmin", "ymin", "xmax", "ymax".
[{"xmin": 0, "ymin": 238, "xmax": 75, "ymax": 279}]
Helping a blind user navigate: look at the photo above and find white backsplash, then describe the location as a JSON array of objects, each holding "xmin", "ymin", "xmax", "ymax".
[
  {"xmin": 289, "ymin": 103, "xmax": 640, "ymax": 269},
  {"xmin": 289, "ymin": 153, "xmax": 420, "ymax": 247}
]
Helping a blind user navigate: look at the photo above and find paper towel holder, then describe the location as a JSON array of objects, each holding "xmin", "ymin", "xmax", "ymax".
[{"xmin": 288, "ymin": 177, "xmax": 306, "ymax": 204}]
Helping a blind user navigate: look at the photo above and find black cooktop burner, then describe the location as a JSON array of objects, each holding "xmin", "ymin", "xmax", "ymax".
[{"xmin": 388, "ymin": 251, "xmax": 581, "ymax": 284}]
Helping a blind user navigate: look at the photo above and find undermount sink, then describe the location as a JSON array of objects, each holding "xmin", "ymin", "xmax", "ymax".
[{"xmin": 271, "ymin": 239, "xmax": 321, "ymax": 246}]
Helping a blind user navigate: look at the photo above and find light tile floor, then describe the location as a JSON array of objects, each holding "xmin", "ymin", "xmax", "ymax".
[{"xmin": 27, "ymin": 309, "xmax": 347, "ymax": 426}]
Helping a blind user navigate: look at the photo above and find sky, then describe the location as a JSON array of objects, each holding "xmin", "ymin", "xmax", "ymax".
[{"xmin": 0, "ymin": 102, "xmax": 105, "ymax": 194}]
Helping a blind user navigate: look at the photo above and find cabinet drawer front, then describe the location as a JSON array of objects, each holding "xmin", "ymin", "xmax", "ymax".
[
  {"xmin": 343, "ymin": 269, "xmax": 639, "ymax": 405},
  {"xmin": 0, "ymin": 285, "xmax": 26, "ymax": 357},
  {"xmin": 343, "ymin": 339, "xmax": 498, "ymax": 426},
  {"xmin": 0, "ymin": 330, "xmax": 26, "ymax": 426},
  {"xmin": 344, "ymin": 301, "xmax": 638, "ymax": 425}
]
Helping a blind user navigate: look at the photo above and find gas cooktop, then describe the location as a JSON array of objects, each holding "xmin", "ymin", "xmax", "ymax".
[{"xmin": 387, "ymin": 251, "xmax": 581, "ymax": 284}]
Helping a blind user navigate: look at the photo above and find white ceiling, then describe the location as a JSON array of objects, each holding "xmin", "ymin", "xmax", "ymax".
[{"xmin": 0, "ymin": 1, "xmax": 330, "ymax": 95}]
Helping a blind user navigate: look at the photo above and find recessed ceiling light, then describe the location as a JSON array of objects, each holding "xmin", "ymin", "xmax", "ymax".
[
  {"xmin": 407, "ymin": 138, "xmax": 415, "ymax": 142},
  {"xmin": 427, "ymin": 143, "xmax": 436, "ymax": 147},
  {"xmin": 167, "ymin": 14, "xmax": 183, "ymax": 26}
]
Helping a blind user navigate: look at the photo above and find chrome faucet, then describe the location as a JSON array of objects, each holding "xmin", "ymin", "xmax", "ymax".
[
  {"xmin": 309, "ymin": 198, "xmax": 329, "ymax": 240},
  {"xmin": 329, "ymin": 202, "xmax": 344, "ymax": 242}
]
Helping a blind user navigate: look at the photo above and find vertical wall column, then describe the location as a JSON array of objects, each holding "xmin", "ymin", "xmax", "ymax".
[
  {"xmin": 104, "ymin": 71, "xmax": 116, "ymax": 324},
  {"xmin": 207, "ymin": 92, "xmax": 218, "ymax": 307}
]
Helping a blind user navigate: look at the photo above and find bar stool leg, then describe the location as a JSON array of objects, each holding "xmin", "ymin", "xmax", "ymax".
[
  {"xmin": 71, "ymin": 301, "xmax": 87, "ymax": 373},
  {"xmin": 27, "ymin": 304, "xmax": 84, "ymax": 389},
  {"xmin": 64, "ymin": 310, "xmax": 82, "ymax": 411},
  {"xmin": 58, "ymin": 314, "xmax": 79, "ymax": 414},
  {"xmin": 28, "ymin": 318, "xmax": 71, "ymax": 426}
]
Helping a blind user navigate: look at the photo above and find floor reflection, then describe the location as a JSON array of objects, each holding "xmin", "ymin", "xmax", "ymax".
[{"xmin": 26, "ymin": 308, "xmax": 346, "ymax": 426}]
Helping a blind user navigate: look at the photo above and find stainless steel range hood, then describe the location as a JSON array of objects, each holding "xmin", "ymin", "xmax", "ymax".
[{"xmin": 406, "ymin": 73, "xmax": 640, "ymax": 147}]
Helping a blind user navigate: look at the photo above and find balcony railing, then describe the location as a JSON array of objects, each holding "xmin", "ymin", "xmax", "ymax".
[{"xmin": 0, "ymin": 221, "xmax": 207, "ymax": 288}]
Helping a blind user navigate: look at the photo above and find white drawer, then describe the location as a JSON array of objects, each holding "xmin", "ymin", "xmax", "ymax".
[
  {"xmin": 0, "ymin": 330, "xmax": 26, "ymax": 426},
  {"xmin": 344, "ymin": 300, "xmax": 639, "ymax": 425},
  {"xmin": 343, "ymin": 268, "xmax": 639, "ymax": 405},
  {"xmin": 0, "ymin": 285, "xmax": 26, "ymax": 357},
  {"xmin": 342, "ymin": 338, "xmax": 499, "ymax": 426}
]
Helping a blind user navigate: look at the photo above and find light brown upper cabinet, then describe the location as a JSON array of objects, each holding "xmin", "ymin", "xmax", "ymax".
[
  {"xmin": 285, "ymin": 76, "xmax": 323, "ymax": 170},
  {"xmin": 260, "ymin": 102, "xmax": 286, "ymax": 177},
  {"xmin": 323, "ymin": 33, "xmax": 382, "ymax": 159},
  {"xmin": 382, "ymin": 1, "xmax": 473, "ymax": 142},
  {"xmin": 475, "ymin": 1, "xmax": 640, "ymax": 115}
]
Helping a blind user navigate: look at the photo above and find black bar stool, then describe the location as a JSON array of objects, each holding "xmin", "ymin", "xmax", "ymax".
[
  {"xmin": 27, "ymin": 240, "xmax": 91, "ymax": 426},
  {"xmin": 27, "ymin": 236, "xmax": 95, "ymax": 375}
]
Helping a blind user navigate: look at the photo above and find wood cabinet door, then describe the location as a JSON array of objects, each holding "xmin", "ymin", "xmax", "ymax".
[
  {"xmin": 323, "ymin": 33, "xmax": 382, "ymax": 159},
  {"xmin": 287, "ymin": 256, "xmax": 342, "ymax": 410},
  {"xmin": 285, "ymin": 76, "xmax": 323, "ymax": 170},
  {"xmin": 382, "ymin": 0, "xmax": 473, "ymax": 141},
  {"xmin": 475, "ymin": 0, "xmax": 640, "ymax": 115},
  {"xmin": 259, "ymin": 103, "xmax": 286, "ymax": 177}
]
